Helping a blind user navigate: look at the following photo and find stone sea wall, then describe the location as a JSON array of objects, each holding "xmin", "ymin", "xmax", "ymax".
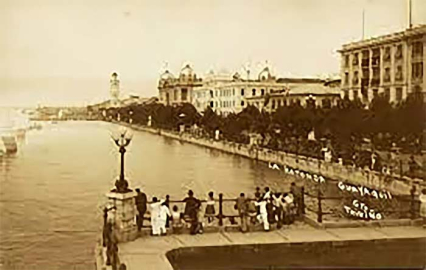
[{"xmin": 120, "ymin": 122, "xmax": 423, "ymax": 195}]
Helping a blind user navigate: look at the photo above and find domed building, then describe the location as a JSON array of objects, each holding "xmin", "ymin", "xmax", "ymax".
[{"xmin": 158, "ymin": 64, "xmax": 202, "ymax": 106}]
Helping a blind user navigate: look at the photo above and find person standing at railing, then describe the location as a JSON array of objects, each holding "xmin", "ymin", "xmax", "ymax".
[
  {"xmin": 255, "ymin": 197, "xmax": 269, "ymax": 231},
  {"xmin": 235, "ymin": 193, "xmax": 248, "ymax": 232},
  {"xmin": 159, "ymin": 202, "xmax": 171, "ymax": 236},
  {"xmin": 272, "ymin": 192, "xmax": 283, "ymax": 229},
  {"xmin": 204, "ymin": 191, "xmax": 216, "ymax": 225},
  {"xmin": 183, "ymin": 190, "xmax": 198, "ymax": 221},
  {"xmin": 171, "ymin": 205, "xmax": 184, "ymax": 233},
  {"xmin": 290, "ymin": 182, "xmax": 302, "ymax": 216},
  {"xmin": 420, "ymin": 189, "xmax": 426, "ymax": 228},
  {"xmin": 134, "ymin": 188, "xmax": 147, "ymax": 232},
  {"xmin": 149, "ymin": 197, "xmax": 164, "ymax": 236}
]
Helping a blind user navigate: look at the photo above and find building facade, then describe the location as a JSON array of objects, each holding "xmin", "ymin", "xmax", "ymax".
[
  {"xmin": 158, "ymin": 64, "xmax": 203, "ymax": 106},
  {"xmin": 339, "ymin": 25, "xmax": 426, "ymax": 104},
  {"xmin": 192, "ymin": 67, "xmax": 288, "ymax": 115},
  {"xmin": 245, "ymin": 78, "xmax": 341, "ymax": 112}
]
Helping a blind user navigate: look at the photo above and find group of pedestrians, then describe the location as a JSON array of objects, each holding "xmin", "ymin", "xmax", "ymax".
[
  {"xmin": 245, "ymin": 184, "xmax": 301, "ymax": 232},
  {"xmin": 133, "ymin": 184, "xmax": 303, "ymax": 236}
]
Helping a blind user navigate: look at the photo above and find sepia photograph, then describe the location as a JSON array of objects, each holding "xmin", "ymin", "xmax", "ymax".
[{"xmin": 0, "ymin": 0, "xmax": 425, "ymax": 269}]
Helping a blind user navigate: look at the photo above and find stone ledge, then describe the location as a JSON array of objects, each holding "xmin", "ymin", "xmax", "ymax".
[{"xmin": 303, "ymin": 214, "xmax": 423, "ymax": 229}]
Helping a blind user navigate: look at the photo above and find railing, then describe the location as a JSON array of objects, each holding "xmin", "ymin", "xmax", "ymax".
[
  {"xmin": 303, "ymin": 183, "xmax": 421, "ymax": 223},
  {"xmin": 136, "ymin": 191, "xmax": 303, "ymax": 229}
]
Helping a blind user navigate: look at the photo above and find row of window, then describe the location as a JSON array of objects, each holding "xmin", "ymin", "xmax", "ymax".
[
  {"xmin": 344, "ymin": 65, "xmax": 405, "ymax": 85},
  {"xmin": 344, "ymin": 41, "xmax": 423, "ymax": 68},
  {"xmin": 195, "ymin": 87, "xmax": 274, "ymax": 98},
  {"xmin": 346, "ymin": 88, "xmax": 403, "ymax": 101}
]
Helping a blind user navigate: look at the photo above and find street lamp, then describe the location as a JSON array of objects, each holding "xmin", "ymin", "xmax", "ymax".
[
  {"xmin": 111, "ymin": 128, "xmax": 133, "ymax": 193},
  {"xmin": 129, "ymin": 110, "xmax": 133, "ymax": 124}
]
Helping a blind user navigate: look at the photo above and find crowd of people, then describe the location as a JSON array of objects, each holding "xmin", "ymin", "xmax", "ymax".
[{"xmin": 132, "ymin": 183, "xmax": 304, "ymax": 236}]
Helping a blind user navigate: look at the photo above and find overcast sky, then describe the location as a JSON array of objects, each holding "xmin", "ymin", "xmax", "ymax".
[{"xmin": 0, "ymin": 0, "xmax": 425, "ymax": 107}]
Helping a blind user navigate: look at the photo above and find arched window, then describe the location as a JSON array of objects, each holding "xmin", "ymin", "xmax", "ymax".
[
  {"xmin": 241, "ymin": 101, "xmax": 245, "ymax": 107},
  {"xmin": 252, "ymin": 89, "xmax": 256, "ymax": 96}
]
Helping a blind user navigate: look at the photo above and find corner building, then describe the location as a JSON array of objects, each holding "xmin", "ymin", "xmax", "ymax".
[{"xmin": 339, "ymin": 25, "xmax": 425, "ymax": 104}]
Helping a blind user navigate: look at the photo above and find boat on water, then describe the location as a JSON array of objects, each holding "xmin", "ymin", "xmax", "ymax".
[{"xmin": 1, "ymin": 135, "xmax": 18, "ymax": 154}]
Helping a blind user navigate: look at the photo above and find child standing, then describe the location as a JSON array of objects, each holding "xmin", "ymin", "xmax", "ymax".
[
  {"xmin": 171, "ymin": 205, "xmax": 184, "ymax": 233},
  {"xmin": 205, "ymin": 191, "xmax": 216, "ymax": 225}
]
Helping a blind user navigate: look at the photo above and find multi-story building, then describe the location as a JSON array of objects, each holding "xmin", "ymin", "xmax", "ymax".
[
  {"xmin": 339, "ymin": 25, "xmax": 425, "ymax": 104},
  {"xmin": 245, "ymin": 78, "xmax": 341, "ymax": 112},
  {"xmin": 158, "ymin": 64, "xmax": 203, "ymax": 106},
  {"xmin": 192, "ymin": 67, "xmax": 288, "ymax": 115}
]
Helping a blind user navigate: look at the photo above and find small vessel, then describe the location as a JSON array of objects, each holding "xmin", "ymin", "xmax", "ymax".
[{"xmin": 1, "ymin": 135, "xmax": 18, "ymax": 154}]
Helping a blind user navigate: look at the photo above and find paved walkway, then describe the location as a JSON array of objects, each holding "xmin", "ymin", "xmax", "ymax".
[{"xmin": 115, "ymin": 224, "xmax": 426, "ymax": 270}]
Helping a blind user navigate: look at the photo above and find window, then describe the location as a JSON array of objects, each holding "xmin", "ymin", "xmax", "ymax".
[
  {"xmin": 412, "ymin": 41, "xmax": 423, "ymax": 57},
  {"xmin": 384, "ymin": 47, "xmax": 391, "ymax": 61},
  {"xmin": 261, "ymin": 89, "xmax": 265, "ymax": 96},
  {"xmin": 210, "ymin": 90, "xmax": 214, "ymax": 98},
  {"xmin": 353, "ymin": 71, "xmax": 359, "ymax": 85},
  {"xmin": 344, "ymin": 72, "xmax": 349, "ymax": 85},
  {"xmin": 395, "ymin": 66, "xmax": 403, "ymax": 81},
  {"xmin": 384, "ymin": 88, "xmax": 390, "ymax": 101},
  {"xmin": 343, "ymin": 90, "xmax": 349, "ymax": 99},
  {"xmin": 241, "ymin": 101, "xmax": 245, "ymax": 107},
  {"xmin": 181, "ymin": 89, "xmax": 188, "ymax": 101},
  {"xmin": 372, "ymin": 68, "xmax": 380, "ymax": 86},
  {"xmin": 344, "ymin": 55, "xmax": 349, "ymax": 67},
  {"xmin": 272, "ymin": 100, "xmax": 276, "ymax": 109},
  {"xmin": 396, "ymin": 87, "xmax": 403, "ymax": 101},
  {"xmin": 252, "ymin": 89, "xmax": 256, "ymax": 96},
  {"xmin": 241, "ymin": 89, "xmax": 245, "ymax": 96},
  {"xmin": 384, "ymin": 68, "xmax": 391, "ymax": 82},
  {"xmin": 412, "ymin": 62, "xmax": 423, "ymax": 80},
  {"xmin": 232, "ymin": 89, "xmax": 235, "ymax": 96},
  {"xmin": 353, "ymin": 90, "xmax": 359, "ymax": 100},
  {"xmin": 362, "ymin": 50, "xmax": 369, "ymax": 66},
  {"xmin": 372, "ymin": 89, "xmax": 379, "ymax": 99},
  {"xmin": 174, "ymin": 89, "xmax": 178, "ymax": 100},
  {"xmin": 395, "ymin": 44, "xmax": 402, "ymax": 59},
  {"xmin": 353, "ymin": 53, "xmax": 359, "ymax": 66},
  {"xmin": 372, "ymin": 48, "xmax": 380, "ymax": 66}
]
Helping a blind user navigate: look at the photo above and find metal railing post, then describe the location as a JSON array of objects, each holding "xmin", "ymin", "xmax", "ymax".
[
  {"xmin": 410, "ymin": 185, "xmax": 416, "ymax": 220},
  {"xmin": 317, "ymin": 188, "xmax": 323, "ymax": 223},
  {"xmin": 218, "ymin": 193, "xmax": 224, "ymax": 226}
]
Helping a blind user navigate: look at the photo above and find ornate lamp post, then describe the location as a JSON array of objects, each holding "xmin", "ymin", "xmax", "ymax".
[{"xmin": 111, "ymin": 128, "xmax": 133, "ymax": 193}]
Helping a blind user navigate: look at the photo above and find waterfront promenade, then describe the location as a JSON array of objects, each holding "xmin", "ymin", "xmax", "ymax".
[
  {"xmin": 98, "ymin": 224, "xmax": 426, "ymax": 270},
  {"xmin": 117, "ymin": 122, "xmax": 425, "ymax": 196}
]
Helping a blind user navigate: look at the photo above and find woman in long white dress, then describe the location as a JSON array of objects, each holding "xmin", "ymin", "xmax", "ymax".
[
  {"xmin": 149, "ymin": 197, "xmax": 164, "ymax": 236},
  {"xmin": 159, "ymin": 202, "xmax": 171, "ymax": 235}
]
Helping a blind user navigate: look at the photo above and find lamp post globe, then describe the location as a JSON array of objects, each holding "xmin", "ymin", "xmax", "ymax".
[{"xmin": 111, "ymin": 128, "xmax": 133, "ymax": 193}]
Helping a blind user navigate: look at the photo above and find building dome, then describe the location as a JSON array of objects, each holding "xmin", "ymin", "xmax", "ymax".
[
  {"xmin": 160, "ymin": 70, "xmax": 174, "ymax": 80},
  {"xmin": 180, "ymin": 64, "xmax": 194, "ymax": 77},
  {"xmin": 258, "ymin": 67, "xmax": 271, "ymax": 81}
]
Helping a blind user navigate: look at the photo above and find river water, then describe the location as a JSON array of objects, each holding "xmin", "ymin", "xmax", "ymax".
[{"xmin": 0, "ymin": 121, "xmax": 291, "ymax": 270}]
